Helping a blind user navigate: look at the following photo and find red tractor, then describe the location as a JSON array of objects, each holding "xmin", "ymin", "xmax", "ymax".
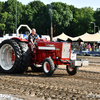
[{"xmin": 0, "ymin": 37, "xmax": 82, "ymax": 76}]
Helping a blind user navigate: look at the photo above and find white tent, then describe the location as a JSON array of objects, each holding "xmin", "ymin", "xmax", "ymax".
[
  {"xmin": 83, "ymin": 33, "xmax": 100, "ymax": 41},
  {"xmin": 53, "ymin": 32, "xmax": 100, "ymax": 42},
  {"xmin": 72, "ymin": 32, "xmax": 90, "ymax": 41},
  {"xmin": 53, "ymin": 33, "xmax": 72, "ymax": 41}
]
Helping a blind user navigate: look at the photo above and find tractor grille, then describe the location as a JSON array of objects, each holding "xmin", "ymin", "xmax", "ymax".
[{"xmin": 62, "ymin": 43, "xmax": 70, "ymax": 58}]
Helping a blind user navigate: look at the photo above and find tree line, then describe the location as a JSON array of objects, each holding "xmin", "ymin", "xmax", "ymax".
[{"xmin": 0, "ymin": 0, "xmax": 100, "ymax": 37}]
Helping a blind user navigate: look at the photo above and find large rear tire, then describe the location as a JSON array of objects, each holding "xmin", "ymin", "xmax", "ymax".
[
  {"xmin": 0, "ymin": 40, "xmax": 22, "ymax": 73},
  {"xmin": 66, "ymin": 65, "xmax": 78, "ymax": 75},
  {"xmin": 17, "ymin": 42, "xmax": 31, "ymax": 72},
  {"xmin": 42, "ymin": 58, "xmax": 55, "ymax": 76}
]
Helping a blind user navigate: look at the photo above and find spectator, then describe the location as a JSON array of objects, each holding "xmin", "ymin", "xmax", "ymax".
[
  {"xmin": 95, "ymin": 46, "xmax": 98, "ymax": 51},
  {"xmin": 85, "ymin": 43, "xmax": 88, "ymax": 51},
  {"xmin": 92, "ymin": 45, "xmax": 95, "ymax": 51},
  {"xmin": 79, "ymin": 42, "xmax": 83, "ymax": 52},
  {"xmin": 88, "ymin": 43, "xmax": 91, "ymax": 51}
]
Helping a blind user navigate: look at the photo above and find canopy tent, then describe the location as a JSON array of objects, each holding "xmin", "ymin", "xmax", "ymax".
[
  {"xmin": 72, "ymin": 32, "xmax": 90, "ymax": 41},
  {"xmin": 70, "ymin": 32, "xmax": 100, "ymax": 42},
  {"xmin": 53, "ymin": 33, "xmax": 72, "ymax": 41},
  {"xmin": 53, "ymin": 32, "xmax": 100, "ymax": 42},
  {"xmin": 82, "ymin": 33, "xmax": 100, "ymax": 41}
]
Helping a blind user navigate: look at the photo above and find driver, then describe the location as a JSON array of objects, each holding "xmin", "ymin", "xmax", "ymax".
[{"xmin": 28, "ymin": 28, "xmax": 40, "ymax": 51}]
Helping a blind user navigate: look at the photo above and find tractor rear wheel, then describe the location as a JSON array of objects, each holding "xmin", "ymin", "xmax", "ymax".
[
  {"xmin": 66, "ymin": 65, "xmax": 78, "ymax": 75},
  {"xmin": 17, "ymin": 42, "xmax": 31, "ymax": 72},
  {"xmin": 31, "ymin": 64, "xmax": 43, "ymax": 72},
  {"xmin": 42, "ymin": 58, "xmax": 55, "ymax": 76},
  {"xmin": 0, "ymin": 40, "xmax": 22, "ymax": 73}
]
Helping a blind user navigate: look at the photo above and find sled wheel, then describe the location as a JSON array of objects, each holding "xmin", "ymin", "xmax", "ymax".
[
  {"xmin": 0, "ymin": 40, "xmax": 22, "ymax": 73},
  {"xmin": 42, "ymin": 58, "xmax": 55, "ymax": 76},
  {"xmin": 66, "ymin": 65, "xmax": 79, "ymax": 75},
  {"xmin": 31, "ymin": 64, "xmax": 43, "ymax": 72}
]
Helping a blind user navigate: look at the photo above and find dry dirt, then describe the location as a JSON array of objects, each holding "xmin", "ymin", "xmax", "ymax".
[{"xmin": 0, "ymin": 56, "xmax": 100, "ymax": 100}]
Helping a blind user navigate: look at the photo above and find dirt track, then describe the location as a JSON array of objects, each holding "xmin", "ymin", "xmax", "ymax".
[{"xmin": 0, "ymin": 56, "xmax": 100, "ymax": 100}]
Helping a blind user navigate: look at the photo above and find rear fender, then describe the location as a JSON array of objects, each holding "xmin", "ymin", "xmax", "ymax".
[{"xmin": 10, "ymin": 37, "xmax": 28, "ymax": 43}]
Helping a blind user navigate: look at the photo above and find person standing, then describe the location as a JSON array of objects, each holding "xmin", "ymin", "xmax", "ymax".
[
  {"xmin": 79, "ymin": 42, "xmax": 83, "ymax": 52},
  {"xmin": 92, "ymin": 43, "xmax": 96, "ymax": 51},
  {"xmin": 88, "ymin": 43, "xmax": 91, "ymax": 51}
]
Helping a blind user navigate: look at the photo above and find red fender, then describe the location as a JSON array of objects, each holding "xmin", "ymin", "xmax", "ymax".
[{"xmin": 10, "ymin": 37, "xmax": 28, "ymax": 42}]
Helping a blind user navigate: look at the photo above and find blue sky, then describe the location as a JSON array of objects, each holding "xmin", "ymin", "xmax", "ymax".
[{"xmin": 1, "ymin": 0, "xmax": 100, "ymax": 10}]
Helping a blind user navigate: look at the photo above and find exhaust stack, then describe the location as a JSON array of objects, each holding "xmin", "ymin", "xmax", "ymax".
[{"xmin": 50, "ymin": 22, "xmax": 53, "ymax": 42}]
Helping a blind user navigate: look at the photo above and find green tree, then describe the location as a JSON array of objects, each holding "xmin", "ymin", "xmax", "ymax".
[
  {"xmin": 94, "ymin": 8, "xmax": 100, "ymax": 32},
  {"xmin": 0, "ymin": 1, "xmax": 5, "ymax": 36},
  {"xmin": 80, "ymin": 7, "xmax": 95, "ymax": 34},
  {"xmin": 0, "ymin": 12, "xmax": 8, "ymax": 31},
  {"xmin": 48, "ymin": 2, "xmax": 73, "ymax": 36},
  {"xmin": 3, "ymin": 0, "xmax": 24, "ymax": 33},
  {"xmin": 0, "ymin": 0, "xmax": 97, "ymax": 37},
  {"xmin": 24, "ymin": 1, "xmax": 50, "ymax": 35},
  {"xmin": 67, "ymin": 6, "xmax": 95, "ymax": 37}
]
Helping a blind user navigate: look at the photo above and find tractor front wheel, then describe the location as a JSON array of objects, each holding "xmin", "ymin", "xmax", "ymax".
[
  {"xmin": 66, "ymin": 65, "xmax": 78, "ymax": 75},
  {"xmin": 42, "ymin": 58, "xmax": 55, "ymax": 76}
]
